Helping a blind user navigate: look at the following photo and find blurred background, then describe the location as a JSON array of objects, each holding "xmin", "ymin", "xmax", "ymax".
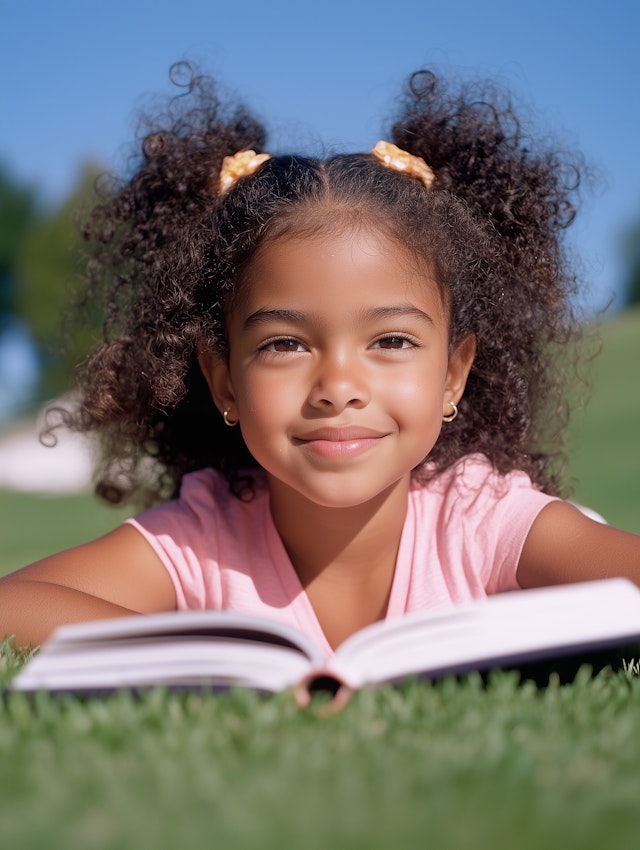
[{"xmin": 0, "ymin": 0, "xmax": 639, "ymax": 558}]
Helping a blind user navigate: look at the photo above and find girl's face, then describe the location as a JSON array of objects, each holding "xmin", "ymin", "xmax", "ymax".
[{"xmin": 200, "ymin": 228, "xmax": 475, "ymax": 509}]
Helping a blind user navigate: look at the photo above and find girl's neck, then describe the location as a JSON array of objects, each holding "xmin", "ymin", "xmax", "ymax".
[
  {"xmin": 268, "ymin": 475, "xmax": 410, "ymax": 582},
  {"xmin": 267, "ymin": 476, "xmax": 411, "ymax": 648}
]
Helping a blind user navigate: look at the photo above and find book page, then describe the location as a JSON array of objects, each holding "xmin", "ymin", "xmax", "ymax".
[
  {"xmin": 43, "ymin": 609, "xmax": 323, "ymax": 659},
  {"xmin": 15, "ymin": 637, "xmax": 315, "ymax": 693},
  {"xmin": 12, "ymin": 610, "xmax": 326, "ymax": 694},
  {"xmin": 328, "ymin": 579, "xmax": 640, "ymax": 687}
]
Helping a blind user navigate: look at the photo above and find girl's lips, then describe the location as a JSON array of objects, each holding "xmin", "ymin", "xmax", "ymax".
[{"xmin": 294, "ymin": 427, "xmax": 387, "ymax": 459}]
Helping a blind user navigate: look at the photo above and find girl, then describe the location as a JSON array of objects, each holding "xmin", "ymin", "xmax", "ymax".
[{"xmin": 2, "ymin": 65, "xmax": 639, "ymax": 652}]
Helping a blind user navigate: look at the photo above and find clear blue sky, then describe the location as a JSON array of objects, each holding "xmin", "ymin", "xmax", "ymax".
[{"xmin": 1, "ymin": 0, "xmax": 639, "ymax": 316}]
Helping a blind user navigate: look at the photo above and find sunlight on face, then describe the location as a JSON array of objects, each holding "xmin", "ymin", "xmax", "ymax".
[{"xmin": 203, "ymin": 228, "xmax": 472, "ymax": 510}]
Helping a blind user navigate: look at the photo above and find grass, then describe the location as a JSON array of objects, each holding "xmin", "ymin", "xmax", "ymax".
[
  {"xmin": 567, "ymin": 305, "xmax": 640, "ymax": 533},
  {"xmin": 0, "ymin": 308, "xmax": 639, "ymax": 849},
  {"xmin": 2, "ymin": 658, "xmax": 640, "ymax": 850},
  {"xmin": 0, "ymin": 490, "xmax": 131, "ymax": 574}
]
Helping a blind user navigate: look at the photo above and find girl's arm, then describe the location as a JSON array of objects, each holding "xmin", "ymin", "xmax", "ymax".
[
  {"xmin": 517, "ymin": 501, "xmax": 640, "ymax": 589},
  {"xmin": 0, "ymin": 525, "xmax": 177, "ymax": 648}
]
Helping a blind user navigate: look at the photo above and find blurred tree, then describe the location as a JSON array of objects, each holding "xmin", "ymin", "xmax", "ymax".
[
  {"xmin": 0, "ymin": 165, "xmax": 38, "ymax": 331},
  {"xmin": 16, "ymin": 164, "xmax": 104, "ymax": 400},
  {"xmin": 622, "ymin": 217, "xmax": 640, "ymax": 307}
]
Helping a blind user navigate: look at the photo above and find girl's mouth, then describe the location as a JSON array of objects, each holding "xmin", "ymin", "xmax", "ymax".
[{"xmin": 294, "ymin": 427, "xmax": 387, "ymax": 459}]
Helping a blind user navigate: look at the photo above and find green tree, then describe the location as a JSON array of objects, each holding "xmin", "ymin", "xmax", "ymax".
[
  {"xmin": 0, "ymin": 165, "xmax": 38, "ymax": 329},
  {"xmin": 622, "ymin": 216, "xmax": 640, "ymax": 307},
  {"xmin": 15, "ymin": 164, "xmax": 103, "ymax": 400}
]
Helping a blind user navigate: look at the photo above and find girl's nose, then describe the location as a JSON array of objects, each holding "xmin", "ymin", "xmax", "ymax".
[{"xmin": 306, "ymin": 351, "xmax": 371, "ymax": 412}]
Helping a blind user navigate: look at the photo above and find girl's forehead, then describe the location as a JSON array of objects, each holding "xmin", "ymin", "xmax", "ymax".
[
  {"xmin": 253, "ymin": 226, "xmax": 418, "ymax": 267},
  {"xmin": 235, "ymin": 229, "xmax": 447, "ymax": 319}
]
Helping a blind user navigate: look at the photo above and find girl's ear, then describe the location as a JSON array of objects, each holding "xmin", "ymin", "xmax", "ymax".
[
  {"xmin": 444, "ymin": 332, "xmax": 476, "ymax": 410},
  {"xmin": 197, "ymin": 350, "xmax": 237, "ymax": 420}
]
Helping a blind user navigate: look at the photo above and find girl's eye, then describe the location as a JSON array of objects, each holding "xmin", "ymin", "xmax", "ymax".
[
  {"xmin": 372, "ymin": 335, "xmax": 415, "ymax": 350},
  {"xmin": 261, "ymin": 338, "xmax": 306, "ymax": 353}
]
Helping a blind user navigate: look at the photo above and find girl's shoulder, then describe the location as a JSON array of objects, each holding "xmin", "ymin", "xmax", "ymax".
[
  {"xmin": 414, "ymin": 453, "xmax": 540, "ymax": 492},
  {"xmin": 132, "ymin": 467, "xmax": 269, "ymax": 530},
  {"xmin": 410, "ymin": 454, "xmax": 557, "ymax": 518}
]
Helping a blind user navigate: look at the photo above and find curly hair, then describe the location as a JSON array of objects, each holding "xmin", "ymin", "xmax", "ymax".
[{"xmin": 58, "ymin": 63, "xmax": 588, "ymax": 506}]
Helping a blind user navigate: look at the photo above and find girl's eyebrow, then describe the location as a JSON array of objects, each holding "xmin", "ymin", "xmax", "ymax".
[
  {"xmin": 365, "ymin": 305, "xmax": 435, "ymax": 325},
  {"xmin": 243, "ymin": 304, "xmax": 434, "ymax": 329},
  {"xmin": 243, "ymin": 309, "xmax": 305, "ymax": 329}
]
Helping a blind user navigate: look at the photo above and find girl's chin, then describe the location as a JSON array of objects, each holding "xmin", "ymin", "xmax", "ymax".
[{"xmin": 266, "ymin": 472, "xmax": 410, "ymax": 511}]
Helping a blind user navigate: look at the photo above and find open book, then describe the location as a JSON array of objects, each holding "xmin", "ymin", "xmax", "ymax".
[{"xmin": 11, "ymin": 579, "xmax": 640, "ymax": 706}]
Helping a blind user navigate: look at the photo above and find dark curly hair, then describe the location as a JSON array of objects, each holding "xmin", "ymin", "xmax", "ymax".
[{"xmin": 57, "ymin": 63, "xmax": 588, "ymax": 506}]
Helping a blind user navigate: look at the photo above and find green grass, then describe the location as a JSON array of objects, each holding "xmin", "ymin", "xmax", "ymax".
[
  {"xmin": 0, "ymin": 309, "xmax": 639, "ymax": 849},
  {"xmin": 567, "ymin": 306, "xmax": 640, "ymax": 533},
  {"xmin": 1, "ymin": 658, "xmax": 640, "ymax": 850},
  {"xmin": 0, "ymin": 490, "xmax": 131, "ymax": 573}
]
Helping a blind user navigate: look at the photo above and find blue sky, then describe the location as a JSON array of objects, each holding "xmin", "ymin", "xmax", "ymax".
[{"xmin": 1, "ymin": 0, "xmax": 639, "ymax": 317}]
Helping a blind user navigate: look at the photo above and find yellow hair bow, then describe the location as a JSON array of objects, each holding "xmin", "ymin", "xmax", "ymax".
[
  {"xmin": 371, "ymin": 141, "xmax": 435, "ymax": 189},
  {"xmin": 218, "ymin": 150, "xmax": 271, "ymax": 194}
]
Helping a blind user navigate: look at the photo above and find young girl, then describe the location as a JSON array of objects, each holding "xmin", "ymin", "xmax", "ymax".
[{"xmin": 2, "ymin": 65, "xmax": 639, "ymax": 652}]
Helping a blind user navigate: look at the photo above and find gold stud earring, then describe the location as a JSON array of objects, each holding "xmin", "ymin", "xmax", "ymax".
[
  {"xmin": 223, "ymin": 408, "xmax": 239, "ymax": 427},
  {"xmin": 442, "ymin": 401, "xmax": 458, "ymax": 423}
]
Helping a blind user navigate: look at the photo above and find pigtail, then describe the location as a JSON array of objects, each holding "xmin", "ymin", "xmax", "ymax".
[
  {"xmin": 391, "ymin": 71, "xmax": 588, "ymax": 494},
  {"xmin": 392, "ymin": 71, "xmax": 582, "ymax": 256},
  {"xmin": 65, "ymin": 64, "xmax": 267, "ymax": 505}
]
